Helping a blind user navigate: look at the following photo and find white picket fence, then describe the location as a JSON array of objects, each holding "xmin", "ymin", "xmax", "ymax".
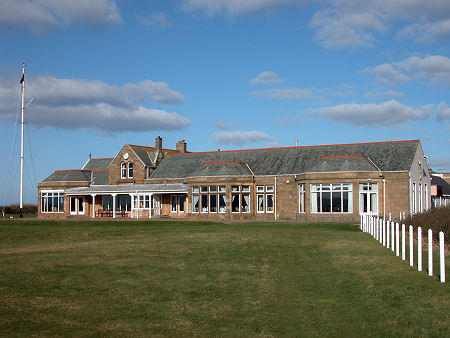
[{"xmin": 360, "ymin": 215, "xmax": 446, "ymax": 283}]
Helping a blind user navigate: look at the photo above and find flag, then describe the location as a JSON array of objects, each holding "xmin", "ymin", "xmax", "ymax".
[{"xmin": 20, "ymin": 74, "xmax": 24, "ymax": 84}]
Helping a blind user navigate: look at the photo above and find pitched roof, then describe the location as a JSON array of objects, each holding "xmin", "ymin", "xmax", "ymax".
[
  {"xmin": 82, "ymin": 158, "xmax": 113, "ymax": 171},
  {"xmin": 431, "ymin": 175, "xmax": 450, "ymax": 196},
  {"xmin": 43, "ymin": 170, "xmax": 92, "ymax": 182},
  {"xmin": 129, "ymin": 144, "xmax": 179, "ymax": 167},
  {"xmin": 65, "ymin": 183, "xmax": 188, "ymax": 195},
  {"xmin": 92, "ymin": 171, "xmax": 109, "ymax": 185},
  {"xmin": 150, "ymin": 140, "xmax": 419, "ymax": 179}
]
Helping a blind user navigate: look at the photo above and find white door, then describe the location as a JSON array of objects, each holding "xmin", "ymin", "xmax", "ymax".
[
  {"xmin": 70, "ymin": 197, "xmax": 85, "ymax": 215},
  {"xmin": 359, "ymin": 183, "xmax": 378, "ymax": 216}
]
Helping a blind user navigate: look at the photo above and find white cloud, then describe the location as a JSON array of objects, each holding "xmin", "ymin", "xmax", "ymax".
[
  {"xmin": 364, "ymin": 64, "xmax": 409, "ymax": 85},
  {"xmin": 250, "ymin": 71, "xmax": 284, "ymax": 85},
  {"xmin": 307, "ymin": 100, "xmax": 431, "ymax": 126},
  {"xmin": 437, "ymin": 102, "xmax": 450, "ymax": 121},
  {"xmin": 180, "ymin": 0, "xmax": 307, "ymax": 16},
  {"xmin": 212, "ymin": 131, "xmax": 273, "ymax": 145},
  {"xmin": 251, "ymin": 88, "xmax": 312, "ymax": 100},
  {"xmin": 214, "ymin": 120, "xmax": 235, "ymax": 130},
  {"xmin": 0, "ymin": 75, "xmax": 190, "ymax": 133},
  {"xmin": 0, "ymin": 0, "xmax": 122, "ymax": 34},
  {"xmin": 397, "ymin": 19, "xmax": 450, "ymax": 42},
  {"xmin": 363, "ymin": 90, "xmax": 404, "ymax": 99},
  {"xmin": 428, "ymin": 157, "xmax": 450, "ymax": 171},
  {"xmin": 365, "ymin": 55, "xmax": 450, "ymax": 87},
  {"xmin": 136, "ymin": 12, "xmax": 172, "ymax": 28}
]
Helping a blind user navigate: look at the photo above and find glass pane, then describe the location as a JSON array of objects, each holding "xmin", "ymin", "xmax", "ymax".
[
  {"xmin": 257, "ymin": 194, "xmax": 264, "ymax": 212},
  {"xmin": 201, "ymin": 194, "xmax": 208, "ymax": 212},
  {"xmin": 219, "ymin": 194, "xmax": 226, "ymax": 212},
  {"xmin": 209, "ymin": 186, "xmax": 217, "ymax": 192},
  {"xmin": 70, "ymin": 197, "xmax": 76, "ymax": 212},
  {"xmin": 192, "ymin": 186, "xmax": 199, "ymax": 193},
  {"xmin": 231, "ymin": 186, "xmax": 240, "ymax": 192},
  {"xmin": 178, "ymin": 196, "xmax": 185, "ymax": 212},
  {"xmin": 322, "ymin": 184, "xmax": 331, "ymax": 191},
  {"xmin": 218, "ymin": 185, "xmax": 226, "ymax": 192},
  {"xmin": 128, "ymin": 162, "xmax": 133, "ymax": 178},
  {"xmin": 242, "ymin": 186, "xmax": 250, "ymax": 192},
  {"xmin": 343, "ymin": 183, "xmax": 352, "ymax": 191},
  {"xmin": 311, "ymin": 192, "xmax": 318, "ymax": 212},
  {"xmin": 210, "ymin": 194, "xmax": 217, "ymax": 212},
  {"xmin": 231, "ymin": 194, "xmax": 240, "ymax": 212},
  {"xmin": 242, "ymin": 194, "xmax": 250, "ymax": 212},
  {"xmin": 266, "ymin": 186, "xmax": 274, "ymax": 192},
  {"xmin": 201, "ymin": 186, "xmax": 208, "ymax": 193},
  {"xmin": 310, "ymin": 184, "xmax": 319, "ymax": 192},
  {"xmin": 192, "ymin": 195, "xmax": 199, "ymax": 213},
  {"xmin": 171, "ymin": 196, "xmax": 177, "ymax": 212},
  {"xmin": 370, "ymin": 193, "xmax": 378, "ymax": 213},
  {"xmin": 332, "ymin": 192, "xmax": 341, "ymax": 212},
  {"xmin": 266, "ymin": 194, "xmax": 274, "ymax": 212},
  {"xmin": 332, "ymin": 184, "xmax": 341, "ymax": 190},
  {"xmin": 59, "ymin": 196, "xmax": 64, "ymax": 212},
  {"xmin": 257, "ymin": 186, "xmax": 264, "ymax": 192},
  {"xmin": 322, "ymin": 192, "xmax": 331, "ymax": 212}
]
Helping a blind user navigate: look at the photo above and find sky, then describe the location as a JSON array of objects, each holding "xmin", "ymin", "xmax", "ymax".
[{"xmin": 1, "ymin": 0, "xmax": 449, "ymax": 205}]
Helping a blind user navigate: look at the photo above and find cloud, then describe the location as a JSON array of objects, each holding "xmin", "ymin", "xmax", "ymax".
[
  {"xmin": 428, "ymin": 157, "xmax": 450, "ymax": 171},
  {"xmin": 0, "ymin": 75, "xmax": 190, "ymax": 133},
  {"xmin": 307, "ymin": 100, "xmax": 431, "ymax": 126},
  {"xmin": 437, "ymin": 102, "xmax": 450, "ymax": 121},
  {"xmin": 366, "ymin": 55, "xmax": 450, "ymax": 87},
  {"xmin": 180, "ymin": 0, "xmax": 307, "ymax": 16},
  {"xmin": 363, "ymin": 90, "xmax": 404, "ymax": 99},
  {"xmin": 251, "ymin": 88, "xmax": 312, "ymax": 100},
  {"xmin": 0, "ymin": 0, "xmax": 122, "ymax": 34},
  {"xmin": 397, "ymin": 18, "xmax": 450, "ymax": 43},
  {"xmin": 214, "ymin": 120, "xmax": 235, "ymax": 130},
  {"xmin": 212, "ymin": 131, "xmax": 273, "ymax": 145},
  {"xmin": 250, "ymin": 71, "xmax": 284, "ymax": 85},
  {"xmin": 136, "ymin": 12, "xmax": 172, "ymax": 28}
]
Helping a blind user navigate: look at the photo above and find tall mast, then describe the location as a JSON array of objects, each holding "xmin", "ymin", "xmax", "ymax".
[{"xmin": 19, "ymin": 63, "xmax": 25, "ymax": 218}]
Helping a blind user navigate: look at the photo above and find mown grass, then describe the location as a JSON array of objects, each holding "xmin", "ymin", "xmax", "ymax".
[{"xmin": 0, "ymin": 220, "xmax": 448, "ymax": 337}]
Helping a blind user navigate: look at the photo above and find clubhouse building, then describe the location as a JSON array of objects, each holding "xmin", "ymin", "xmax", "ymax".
[{"xmin": 38, "ymin": 137, "xmax": 431, "ymax": 222}]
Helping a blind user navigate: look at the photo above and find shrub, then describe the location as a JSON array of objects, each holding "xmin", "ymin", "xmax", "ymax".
[
  {"xmin": 1, "ymin": 204, "xmax": 37, "ymax": 215},
  {"xmin": 403, "ymin": 206, "xmax": 449, "ymax": 246}
]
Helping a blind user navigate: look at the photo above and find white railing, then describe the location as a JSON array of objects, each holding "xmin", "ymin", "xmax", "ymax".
[{"xmin": 360, "ymin": 215, "xmax": 446, "ymax": 283}]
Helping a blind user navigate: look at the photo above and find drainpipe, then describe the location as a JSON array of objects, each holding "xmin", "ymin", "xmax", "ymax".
[
  {"xmin": 274, "ymin": 177, "xmax": 277, "ymax": 221},
  {"xmin": 382, "ymin": 179, "xmax": 386, "ymax": 220}
]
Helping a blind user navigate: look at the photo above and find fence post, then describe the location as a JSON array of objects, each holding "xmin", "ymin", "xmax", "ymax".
[
  {"xmin": 391, "ymin": 221, "xmax": 395, "ymax": 252},
  {"xmin": 418, "ymin": 227, "xmax": 422, "ymax": 272},
  {"xmin": 387, "ymin": 219, "xmax": 390, "ymax": 249},
  {"xmin": 440, "ymin": 232, "xmax": 445, "ymax": 283},
  {"xmin": 396, "ymin": 222, "xmax": 400, "ymax": 256},
  {"xmin": 382, "ymin": 218, "xmax": 386, "ymax": 246},
  {"xmin": 402, "ymin": 224, "xmax": 406, "ymax": 260},
  {"xmin": 428, "ymin": 229, "xmax": 433, "ymax": 277},
  {"xmin": 376, "ymin": 217, "xmax": 379, "ymax": 241},
  {"xmin": 409, "ymin": 225, "xmax": 413, "ymax": 267},
  {"xmin": 379, "ymin": 218, "xmax": 383, "ymax": 244}
]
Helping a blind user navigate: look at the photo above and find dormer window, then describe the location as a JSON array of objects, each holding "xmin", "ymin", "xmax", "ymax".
[
  {"xmin": 128, "ymin": 162, "xmax": 133, "ymax": 178},
  {"xmin": 121, "ymin": 162, "xmax": 127, "ymax": 179}
]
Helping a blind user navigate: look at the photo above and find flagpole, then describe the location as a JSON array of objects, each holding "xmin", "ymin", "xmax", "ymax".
[{"xmin": 19, "ymin": 63, "xmax": 25, "ymax": 218}]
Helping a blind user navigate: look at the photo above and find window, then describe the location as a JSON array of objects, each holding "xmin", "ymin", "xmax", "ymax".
[
  {"xmin": 178, "ymin": 195, "xmax": 185, "ymax": 212},
  {"xmin": 418, "ymin": 183, "xmax": 422, "ymax": 213},
  {"xmin": 359, "ymin": 183, "xmax": 377, "ymax": 214},
  {"xmin": 192, "ymin": 195, "xmax": 199, "ymax": 213},
  {"xmin": 210, "ymin": 194, "xmax": 217, "ymax": 212},
  {"xmin": 218, "ymin": 185, "xmax": 226, "ymax": 192},
  {"xmin": 41, "ymin": 191, "xmax": 64, "ymax": 213},
  {"xmin": 266, "ymin": 194, "xmax": 274, "ymax": 212},
  {"xmin": 424, "ymin": 184, "xmax": 428, "ymax": 211},
  {"xmin": 118, "ymin": 195, "xmax": 131, "ymax": 211},
  {"xmin": 128, "ymin": 162, "xmax": 133, "ymax": 178},
  {"xmin": 171, "ymin": 195, "xmax": 177, "ymax": 212},
  {"xmin": 231, "ymin": 193, "xmax": 240, "ymax": 213},
  {"xmin": 218, "ymin": 194, "xmax": 226, "ymax": 213},
  {"xmin": 102, "ymin": 195, "xmax": 113, "ymax": 210},
  {"xmin": 201, "ymin": 194, "xmax": 208, "ymax": 213},
  {"xmin": 192, "ymin": 186, "xmax": 199, "ymax": 193},
  {"xmin": 257, "ymin": 194, "xmax": 264, "ymax": 213},
  {"xmin": 133, "ymin": 195, "xmax": 150, "ymax": 209},
  {"xmin": 257, "ymin": 186, "xmax": 264, "ymax": 193},
  {"xmin": 242, "ymin": 193, "xmax": 250, "ymax": 212},
  {"xmin": 231, "ymin": 185, "xmax": 240, "ymax": 192},
  {"xmin": 312, "ymin": 183, "xmax": 353, "ymax": 213},
  {"xmin": 412, "ymin": 183, "xmax": 416, "ymax": 214},
  {"xmin": 201, "ymin": 186, "xmax": 208, "ymax": 193},
  {"xmin": 121, "ymin": 162, "xmax": 127, "ymax": 179},
  {"xmin": 266, "ymin": 185, "xmax": 274, "ymax": 192},
  {"xmin": 298, "ymin": 184, "xmax": 305, "ymax": 213},
  {"xmin": 209, "ymin": 185, "xmax": 217, "ymax": 193}
]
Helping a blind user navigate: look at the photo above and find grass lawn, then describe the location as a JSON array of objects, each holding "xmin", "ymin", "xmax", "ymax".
[{"xmin": 0, "ymin": 220, "xmax": 448, "ymax": 337}]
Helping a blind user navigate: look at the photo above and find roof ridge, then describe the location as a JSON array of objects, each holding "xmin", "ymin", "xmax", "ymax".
[
  {"xmin": 90, "ymin": 158, "xmax": 113, "ymax": 160},
  {"xmin": 129, "ymin": 144, "xmax": 177, "ymax": 152},
  {"xmin": 169, "ymin": 139, "xmax": 419, "ymax": 155},
  {"xmin": 55, "ymin": 169, "xmax": 91, "ymax": 172},
  {"xmin": 319, "ymin": 155, "xmax": 367, "ymax": 159}
]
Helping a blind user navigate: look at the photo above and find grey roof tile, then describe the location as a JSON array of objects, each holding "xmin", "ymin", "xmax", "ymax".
[
  {"xmin": 150, "ymin": 140, "xmax": 419, "ymax": 179},
  {"xmin": 82, "ymin": 158, "xmax": 113, "ymax": 171},
  {"xmin": 43, "ymin": 170, "xmax": 92, "ymax": 182}
]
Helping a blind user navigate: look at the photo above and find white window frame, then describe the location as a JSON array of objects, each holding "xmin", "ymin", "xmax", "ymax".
[
  {"xmin": 231, "ymin": 193, "xmax": 240, "ymax": 213},
  {"xmin": 127, "ymin": 162, "xmax": 133, "ymax": 178},
  {"xmin": 171, "ymin": 195, "xmax": 177, "ymax": 213},
  {"xmin": 266, "ymin": 194, "xmax": 274, "ymax": 213},
  {"xmin": 192, "ymin": 194, "xmax": 199, "ymax": 213},
  {"xmin": 241, "ymin": 193, "xmax": 250, "ymax": 213},
  {"xmin": 41, "ymin": 190, "xmax": 64, "ymax": 213},
  {"xmin": 298, "ymin": 184, "xmax": 305, "ymax": 213},
  {"xmin": 257, "ymin": 194, "xmax": 265, "ymax": 213},
  {"xmin": 312, "ymin": 183, "xmax": 353, "ymax": 214},
  {"xmin": 218, "ymin": 194, "xmax": 226, "ymax": 213},
  {"xmin": 256, "ymin": 186, "xmax": 265, "ymax": 193},
  {"xmin": 121, "ymin": 162, "xmax": 127, "ymax": 179}
]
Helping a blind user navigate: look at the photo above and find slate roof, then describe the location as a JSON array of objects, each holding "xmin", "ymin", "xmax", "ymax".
[
  {"xmin": 129, "ymin": 144, "xmax": 179, "ymax": 167},
  {"xmin": 82, "ymin": 158, "xmax": 113, "ymax": 171},
  {"xmin": 150, "ymin": 140, "xmax": 419, "ymax": 179},
  {"xmin": 92, "ymin": 171, "xmax": 109, "ymax": 185},
  {"xmin": 43, "ymin": 170, "xmax": 92, "ymax": 182},
  {"xmin": 66, "ymin": 183, "xmax": 188, "ymax": 195},
  {"xmin": 190, "ymin": 162, "xmax": 254, "ymax": 177}
]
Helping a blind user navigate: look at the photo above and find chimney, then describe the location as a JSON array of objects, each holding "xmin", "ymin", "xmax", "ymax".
[
  {"xmin": 155, "ymin": 136, "xmax": 162, "ymax": 153},
  {"xmin": 176, "ymin": 140, "xmax": 187, "ymax": 153}
]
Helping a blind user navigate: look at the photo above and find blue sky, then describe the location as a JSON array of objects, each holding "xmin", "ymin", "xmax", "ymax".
[{"xmin": 1, "ymin": 0, "xmax": 449, "ymax": 205}]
